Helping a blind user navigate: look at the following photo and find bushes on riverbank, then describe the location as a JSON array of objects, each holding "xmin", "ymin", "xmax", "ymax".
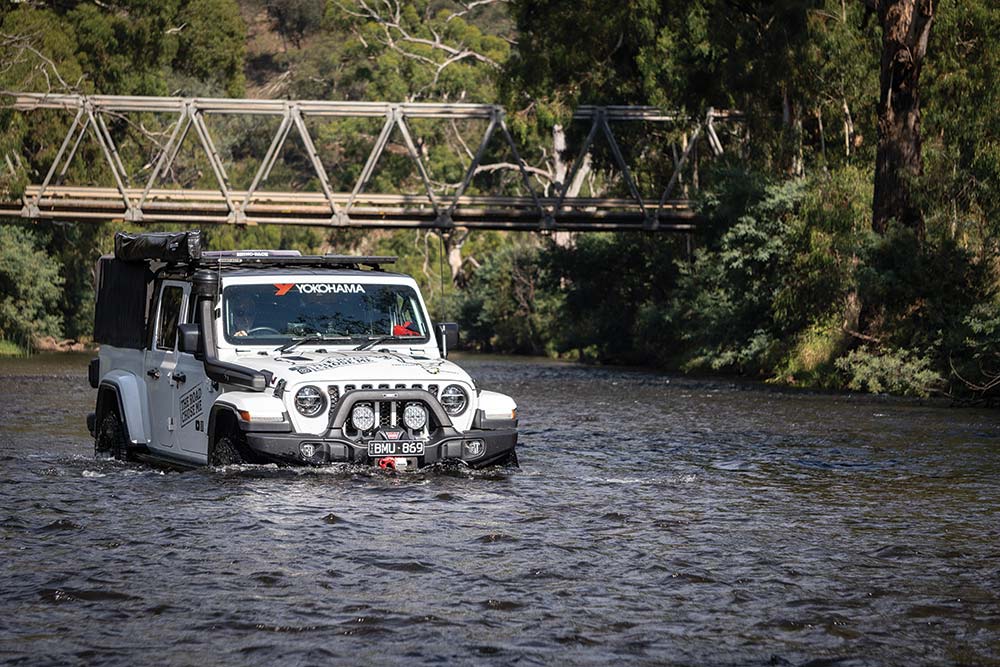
[
  {"xmin": 450, "ymin": 166, "xmax": 1000, "ymax": 402},
  {"xmin": 0, "ymin": 226, "xmax": 64, "ymax": 354}
]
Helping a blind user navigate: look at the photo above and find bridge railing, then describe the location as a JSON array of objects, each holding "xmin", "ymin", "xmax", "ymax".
[{"xmin": 1, "ymin": 93, "xmax": 739, "ymax": 231}]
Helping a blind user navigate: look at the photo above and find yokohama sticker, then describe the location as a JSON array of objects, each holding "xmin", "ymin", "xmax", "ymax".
[
  {"xmin": 274, "ymin": 283, "xmax": 366, "ymax": 296},
  {"xmin": 179, "ymin": 385, "xmax": 203, "ymax": 427},
  {"xmin": 290, "ymin": 355, "xmax": 382, "ymax": 374}
]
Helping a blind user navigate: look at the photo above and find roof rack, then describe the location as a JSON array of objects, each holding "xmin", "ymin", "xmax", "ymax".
[
  {"xmin": 113, "ymin": 231, "xmax": 396, "ymax": 270},
  {"xmin": 198, "ymin": 253, "xmax": 397, "ymax": 270}
]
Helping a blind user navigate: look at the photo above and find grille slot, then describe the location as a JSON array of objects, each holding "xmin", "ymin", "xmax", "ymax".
[
  {"xmin": 379, "ymin": 402, "xmax": 392, "ymax": 428},
  {"xmin": 327, "ymin": 385, "xmax": 339, "ymax": 405}
]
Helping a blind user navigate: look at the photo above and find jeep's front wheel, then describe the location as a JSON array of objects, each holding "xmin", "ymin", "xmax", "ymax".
[
  {"xmin": 210, "ymin": 434, "xmax": 245, "ymax": 466},
  {"xmin": 95, "ymin": 408, "xmax": 129, "ymax": 461}
]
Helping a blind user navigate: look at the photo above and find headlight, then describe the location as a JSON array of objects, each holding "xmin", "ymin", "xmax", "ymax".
[
  {"xmin": 352, "ymin": 403, "xmax": 375, "ymax": 431},
  {"xmin": 294, "ymin": 385, "xmax": 326, "ymax": 417},
  {"xmin": 403, "ymin": 403, "xmax": 427, "ymax": 430},
  {"xmin": 440, "ymin": 384, "xmax": 468, "ymax": 416}
]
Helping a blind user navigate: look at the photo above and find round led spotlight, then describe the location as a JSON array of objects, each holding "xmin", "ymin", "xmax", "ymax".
[
  {"xmin": 352, "ymin": 403, "xmax": 376, "ymax": 431},
  {"xmin": 403, "ymin": 403, "xmax": 428, "ymax": 430},
  {"xmin": 300, "ymin": 443, "xmax": 316, "ymax": 458},
  {"xmin": 440, "ymin": 384, "xmax": 468, "ymax": 416},
  {"xmin": 294, "ymin": 385, "xmax": 326, "ymax": 417}
]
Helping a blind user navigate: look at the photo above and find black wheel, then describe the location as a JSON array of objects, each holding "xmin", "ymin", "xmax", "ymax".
[
  {"xmin": 95, "ymin": 408, "xmax": 129, "ymax": 461},
  {"xmin": 210, "ymin": 433, "xmax": 246, "ymax": 466}
]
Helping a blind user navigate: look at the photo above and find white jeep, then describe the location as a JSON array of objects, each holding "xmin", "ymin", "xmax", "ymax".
[{"xmin": 87, "ymin": 231, "xmax": 518, "ymax": 470}]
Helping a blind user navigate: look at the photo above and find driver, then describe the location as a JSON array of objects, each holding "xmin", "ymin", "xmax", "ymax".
[{"xmin": 231, "ymin": 294, "xmax": 256, "ymax": 337}]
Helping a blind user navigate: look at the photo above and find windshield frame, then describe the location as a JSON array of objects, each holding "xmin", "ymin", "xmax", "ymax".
[{"xmin": 218, "ymin": 276, "xmax": 432, "ymax": 348}]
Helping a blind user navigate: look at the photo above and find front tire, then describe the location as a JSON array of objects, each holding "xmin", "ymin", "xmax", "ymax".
[
  {"xmin": 95, "ymin": 408, "xmax": 129, "ymax": 461},
  {"xmin": 210, "ymin": 433, "xmax": 246, "ymax": 466}
]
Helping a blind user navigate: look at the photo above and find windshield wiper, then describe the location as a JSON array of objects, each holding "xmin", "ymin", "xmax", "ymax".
[
  {"xmin": 279, "ymin": 335, "xmax": 350, "ymax": 354},
  {"xmin": 353, "ymin": 335, "xmax": 411, "ymax": 351}
]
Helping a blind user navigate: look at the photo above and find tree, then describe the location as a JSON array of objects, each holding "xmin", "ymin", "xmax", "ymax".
[
  {"xmin": 0, "ymin": 225, "xmax": 64, "ymax": 347},
  {"xmin": 266, "ymin": 0, "xmax": 324, "ymax": 50},
  {"xmin": 174, "ymin": 0, "xmax": 247, "ymax": 96},
  {"xmin": 863, "ymin": 0, "xmax": 936, "ymax": 235}
]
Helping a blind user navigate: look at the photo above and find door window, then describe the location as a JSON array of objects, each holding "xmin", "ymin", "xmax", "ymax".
[{"xmin": 156, "ymin": 285, "xmax": 184, "ymax": 351}]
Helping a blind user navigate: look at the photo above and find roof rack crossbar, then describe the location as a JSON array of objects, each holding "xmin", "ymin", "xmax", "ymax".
[{"xmin": 193, "ymin": 254, "xmax": 398, "ymax": 269}]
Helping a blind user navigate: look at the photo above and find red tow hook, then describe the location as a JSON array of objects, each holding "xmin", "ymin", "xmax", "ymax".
[{"xmin": 378, "ymin": 457, "xmax": 396, "ymax": 471}]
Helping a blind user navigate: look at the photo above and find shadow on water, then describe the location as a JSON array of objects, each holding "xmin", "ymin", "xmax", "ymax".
[{"xmin": 1, "ymin": 353, "xmax": 999, "ymax": 666}]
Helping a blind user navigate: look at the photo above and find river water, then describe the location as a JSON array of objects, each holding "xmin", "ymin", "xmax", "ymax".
[{"xmin": 1, "ymin": 353, "xmax": 998, "ymax": 666}]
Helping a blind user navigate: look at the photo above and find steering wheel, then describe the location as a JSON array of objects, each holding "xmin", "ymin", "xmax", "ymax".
[{"xmin": 246, "ymin": 326, "xmax": 281, "ymax": 336}]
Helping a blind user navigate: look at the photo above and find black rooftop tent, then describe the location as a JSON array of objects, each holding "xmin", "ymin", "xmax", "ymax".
[{"xmin": 114, "ymin": 230, "xmax": 202, "ymax": 263}]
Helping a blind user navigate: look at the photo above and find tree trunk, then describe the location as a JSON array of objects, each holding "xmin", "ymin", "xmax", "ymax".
[{"xmin": 868, "ymin": 0, "xmax": 936, "ymax": 236}]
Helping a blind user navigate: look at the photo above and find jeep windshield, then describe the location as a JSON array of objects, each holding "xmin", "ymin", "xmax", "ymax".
[{"xmin": 221, "ymin": 282, "xmax": 429, "ymax": 346}]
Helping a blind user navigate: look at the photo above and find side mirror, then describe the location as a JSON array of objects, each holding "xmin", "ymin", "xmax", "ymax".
[
  {"xmin": 436, "ymin": 322, "xmax": 459, "ymax": 358},
  {"xmin": 178, "ymin": 322, "xmax": 203, "ymax": 357}
]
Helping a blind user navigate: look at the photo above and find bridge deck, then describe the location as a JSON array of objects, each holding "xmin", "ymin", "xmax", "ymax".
[{"xmin": 2, "ymin": 186, "xmax": 696, "ymax": 230}]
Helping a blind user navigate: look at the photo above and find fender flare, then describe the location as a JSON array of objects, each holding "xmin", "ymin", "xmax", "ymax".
[
  {"xmin": 207, "ymin": 402, "xmax": 241, "ymax": 446},
  {"xmin": 97, "ymin": 370, "xmax": 150, "ymax": 445}
]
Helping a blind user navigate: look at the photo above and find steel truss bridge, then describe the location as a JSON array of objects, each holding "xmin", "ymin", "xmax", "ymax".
[{"xmin": 1, "ymin": 93, "xmax": 738, "ymax": 232}]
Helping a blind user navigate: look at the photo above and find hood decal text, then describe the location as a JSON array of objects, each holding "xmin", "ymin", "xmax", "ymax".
[{"xmin": 290, "ymin": 355, "xmax": 382, "ymax": 374}]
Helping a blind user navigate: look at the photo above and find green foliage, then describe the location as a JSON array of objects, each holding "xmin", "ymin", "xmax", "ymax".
[
  {"xmin": 0, "ymin": 225, "xmax": 64, "ymax": 348},
  {"xmin": 267, "ymin": 0, "xmax": 324, "ymax": 48},
  {"xmin": 175, "ymin": 0, "xmax": 247, "ymax": 96},
  {"xmin": 835, "ymin": 347, "xmax": 943, "ymax": 398},
  {"xmin": 504, "ymin": 0, "xmax": 879, "ymax": 174},
  {"xmin": 952, "ymin": 300, "xmax": 1000, "ymax": 402},
  {"xmin": 0, "ymin": 338, "xmax": 28, "ymax": 357},
  {"xmin": 857, "ymin": 227, "xmax": 989, "ymax": 363},
  {"xmin": 668, "ymin": 176, "xmax": 805, "ymax": 373},
  {"xmin": 543, "ymin": 232, "xmax": 685, "ymax": 364},
  {"xmin": 452, "ymin": 243, "xmax": 555, "ymax": 355},
  {"xmin": 921, "ymin": 0, "xmax": 1000, "ymax": 259},
  {"xmin": 317, "ymin": 0, "xmax": 509, "ymax": 102},
  {"xmin": 773, "ymin": 317, "xmax": 849, "ymax": 388}
]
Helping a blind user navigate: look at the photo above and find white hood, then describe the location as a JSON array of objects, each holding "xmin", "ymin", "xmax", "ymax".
[
  {"xmin": 247, "ymin": 349, "xmax": 470, "ymax": 384},
  {"xmin": 230, "ymin": 349, "xmax": 477, "ymax": 434}
]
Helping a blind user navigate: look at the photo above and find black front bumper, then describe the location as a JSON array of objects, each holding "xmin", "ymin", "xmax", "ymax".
[
  {"xmin": 244, "ymin": 428, "xmax": 517, "ymax": 468},
  {"xmin": 245, "ymin": 388, "xmax": 516, "ymax": 468}
]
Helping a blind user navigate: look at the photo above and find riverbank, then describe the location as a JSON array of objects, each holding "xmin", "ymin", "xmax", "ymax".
[
  {"xmin": 4, "ymin": 349, "xmax": 985, "ymax": 410},
  {"xmin": 0, "ymin": 336, "xmax": 95, "ymax": 357}
]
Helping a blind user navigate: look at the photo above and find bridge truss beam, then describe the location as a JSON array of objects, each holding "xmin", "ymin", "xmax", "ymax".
[{"xmin": 1, "ymin": 93, "xmax": 739, "ymax": 232}]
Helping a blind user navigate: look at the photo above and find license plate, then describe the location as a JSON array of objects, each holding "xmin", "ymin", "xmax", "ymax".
[{"xmin": 368, "ymin": 440, "xmax": 425, "ymax": 456}]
